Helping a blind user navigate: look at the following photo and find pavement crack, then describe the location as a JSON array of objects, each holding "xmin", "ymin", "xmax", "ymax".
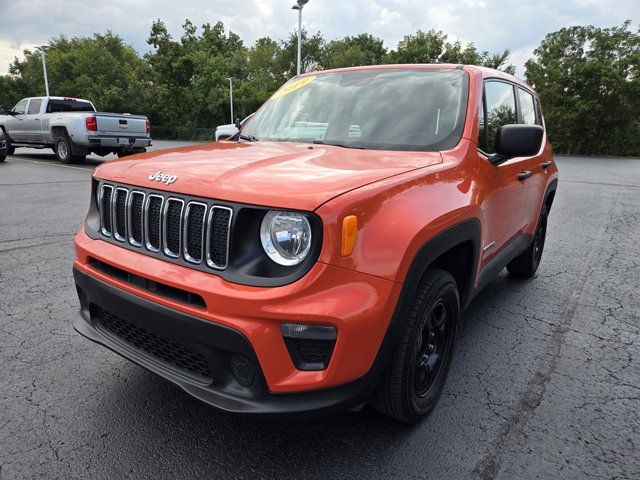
[{"xmin": 473, "ymin": 190, "xmax": 622, "ymax": 480}]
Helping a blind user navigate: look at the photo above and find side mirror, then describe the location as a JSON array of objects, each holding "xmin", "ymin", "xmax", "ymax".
[
  {"xmin": 234, "ymin": 117, "xmax": 242, "ymax": 130},
  {"xmin": 490, "ymin": 124, "xmax": 543, "ymax": 165}
]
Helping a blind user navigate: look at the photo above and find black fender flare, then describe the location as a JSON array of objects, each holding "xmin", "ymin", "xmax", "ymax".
[
  {"xmin": 544, "ymin": 178, "xmax": 558, "ymax": 211},
  {"xmin": 358, "ymin": 218, "xmax": 482, "ymax": 397}
]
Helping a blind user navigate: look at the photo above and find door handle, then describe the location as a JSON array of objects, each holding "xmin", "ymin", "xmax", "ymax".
[
  {"xmin": 34, "ymin": 118, "xmax": 40, "ymax": 120},
  {"xmin": 541, "ymin": 161, "xmax": 553, "ymax": 169},
  {"xmin": 517, "ymin": 171, "xmax": 532, "ymax": 181}
]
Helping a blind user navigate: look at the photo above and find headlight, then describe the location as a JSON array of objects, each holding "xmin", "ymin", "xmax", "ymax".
[{"xmin": 260, "ymin": 211, "xmax": 312, "ymax": 266}]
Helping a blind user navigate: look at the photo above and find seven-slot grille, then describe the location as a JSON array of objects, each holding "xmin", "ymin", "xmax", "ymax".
[{"xmin": 99, "ymin": 183, "xmax": 232, "ymax": 270}]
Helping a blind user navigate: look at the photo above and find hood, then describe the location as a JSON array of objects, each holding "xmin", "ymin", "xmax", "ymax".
[{"xmin": 95, "ymin": 141, "xmax": 442, "ymax": 211}]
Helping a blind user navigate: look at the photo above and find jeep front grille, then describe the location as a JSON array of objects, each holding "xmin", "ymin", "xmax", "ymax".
[{"xmin": 98, "ymin": 182, "xmax": 232, "ymax": 270}]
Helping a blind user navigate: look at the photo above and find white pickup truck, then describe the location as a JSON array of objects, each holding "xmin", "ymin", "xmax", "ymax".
[{"xmin": 0, "ymin": 96, "xmax": 152, "ymax": 163}]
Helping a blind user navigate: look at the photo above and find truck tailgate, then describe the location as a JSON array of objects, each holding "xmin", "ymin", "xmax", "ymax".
[{"xmin": 95, "ymin": 113, "xmax": 147, "ymax": 136}]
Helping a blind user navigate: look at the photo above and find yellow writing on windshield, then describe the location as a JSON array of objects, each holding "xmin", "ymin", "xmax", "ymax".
[{"xmin": 271, "ymin": 76, "xmax": 317, "ymax": 100}]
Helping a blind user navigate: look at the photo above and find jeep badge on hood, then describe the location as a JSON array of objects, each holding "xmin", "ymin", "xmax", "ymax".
[{"xmin": 148, "ymin": 171, "xmax": 177, "ymax": 185}]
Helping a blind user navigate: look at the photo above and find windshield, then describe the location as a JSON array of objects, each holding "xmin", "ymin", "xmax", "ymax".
[{"xmin": 242, "ymin": 69, "xmax": 468, "ymax": 151}]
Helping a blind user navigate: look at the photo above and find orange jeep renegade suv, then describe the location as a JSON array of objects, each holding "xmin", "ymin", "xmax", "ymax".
[{"xmin": 73, "ymin": 65, "xmax": 558, "ymax": 422}]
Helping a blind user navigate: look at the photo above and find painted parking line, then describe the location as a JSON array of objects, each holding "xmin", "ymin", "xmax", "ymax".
[{"xmin": 8, "ymin": 156, "xmax": 99, "ymax": 172}]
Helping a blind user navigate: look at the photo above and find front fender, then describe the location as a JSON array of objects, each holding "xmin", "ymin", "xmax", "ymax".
[{"xmin": 316, "ymin": 141, "xmax": 482, "ymax": 287}]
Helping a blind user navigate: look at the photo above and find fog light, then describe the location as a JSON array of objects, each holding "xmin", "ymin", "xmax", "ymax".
[{"xmin": 230, "ymin": 355, "xmax": 255, "ymax": 387}]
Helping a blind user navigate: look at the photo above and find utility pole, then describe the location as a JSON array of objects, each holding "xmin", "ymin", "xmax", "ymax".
[
  {"xmin": 39, "ymin": 45, "xmax": 50, "ymax": 97},
  {"xmin": 292, "ymin": 0, "xmax": 310, "ymax": 77},
  {"xmin": 227, "ymin": 77, "xmax": 234, "ymax": 124}
]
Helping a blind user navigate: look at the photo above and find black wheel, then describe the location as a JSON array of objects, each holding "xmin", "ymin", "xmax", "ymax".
[
  {"xmin": 371, "ymin": 268, "xmax": 459, "ymax": 423},
  {"xmin": 54, "ymin": 136, "xmax": 85, "ymax": 164},
  {"xmin": 0, "ymin": 154, "xmax": 5, "ymax": 162},
  {"xmin": 507, "ymin": 203, "xmax": 549, "ymax": 278}
]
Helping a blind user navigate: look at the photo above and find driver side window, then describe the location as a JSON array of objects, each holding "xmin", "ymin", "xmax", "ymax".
[
  {"xmin": 13, "ymin": 99, "xmax": 28, "ymax": 115},
  {"xmin": 483, "ymin": 82, "xmax": 517, "ymax": 154}
]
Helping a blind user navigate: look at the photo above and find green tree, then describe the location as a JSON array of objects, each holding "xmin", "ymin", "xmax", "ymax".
[
  {"xmin": 5, "ymin": 32, "xmax": 150, "ymax": 113},
  {"xmin": 320, "ymin": 33, "xmax": 387, "ymax": 70},
  {"xmin": 385, "ymin": 29, "xmax": 515, "ymax": 73},
  {"xmin": 145, "ymin": 19, "xmax": 249, "ymax": 132},
  {"xmin": 275, "ymin": 29, "xmax": 325, "ymax": 79},
  {"xmin": 0, "ymin": 33, "xmax": 152, "ymax": 115},
  {"xmin": 238, "ymin": 37, "xmax": 285, "ymax": 114},
  {"xmin": 525, "ymin": 22, "xmax": 640, "ymax": 155}
]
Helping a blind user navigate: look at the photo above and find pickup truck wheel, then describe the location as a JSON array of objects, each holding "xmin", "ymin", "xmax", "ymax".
[
  {"xmin": 117, "ymin": 148, "xmax": 146, "ymax": 158},
  {"xmin": 370, "ymin": 268, "xmax": 458, "ymax": 423},
  {"xmin": 55, "ymin": 136, "xmax": 85, "ymax": 164},
  {"xmin": 5, "ymin": 136, "xmax": 14, "ymax": 156},
  {"xmin": 507, "ymin": 203, "xmax": 549, "ymax": 278}
]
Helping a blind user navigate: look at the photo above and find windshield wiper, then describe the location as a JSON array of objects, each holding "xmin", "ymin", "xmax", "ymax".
[
  {"xmin": 238, "ymin": 133, "xmax": 258, "ymax": 142},
  {"xmin": 312, "ymin": 140, "xmax": 365, "ymax": 149}
]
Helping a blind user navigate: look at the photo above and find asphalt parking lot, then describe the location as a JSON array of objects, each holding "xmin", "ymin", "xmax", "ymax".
[{"xmin": 1, "ymin": 145, "xmax": 639, "ymax": 479}]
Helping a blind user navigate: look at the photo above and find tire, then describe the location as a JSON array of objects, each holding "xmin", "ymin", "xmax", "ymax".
[
  {"xmin": 5, "ymin": 135, "xmax": 14, "ymax": 156},
  {"xmin": 54, "ymin": 136, "xmax": 85, "ymax": 164},
  {"xmin": 370, "ymin": 268, "xmax": 459, "ymax": 423},
  {"xmin": 0, "ymin": 154, "xmax": 5, "ymax": 162},
  {"xmin": 507, "ymin": 203, "xmax": 549, "ymax": 278},
  {"xmin": 117, "ymin": 147, "xmax": 146, "ymax": 158}
]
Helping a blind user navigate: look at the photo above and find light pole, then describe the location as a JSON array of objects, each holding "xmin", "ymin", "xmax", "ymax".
[
  {"xmin": 227, "ymin": 77, "xmax": 234, "ymax": 124},
  {"xmin": 39, "ymin": 45, "xmax": 50, "ymax": 97},
  {"xmin": 291, "ymin": 0, "xmax": 309, "ymax": 77}
]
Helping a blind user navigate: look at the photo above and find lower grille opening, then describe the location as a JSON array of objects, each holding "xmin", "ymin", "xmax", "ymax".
[
  {"xmin": 91, "ymin": 305, "xmax": 213, "ymax": 381},
  {"xmin": 88, "ymin": 257, "xmax": 206, "ymax": 309}
]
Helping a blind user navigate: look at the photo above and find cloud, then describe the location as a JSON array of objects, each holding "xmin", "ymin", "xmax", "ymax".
[
  {"xmin": 0, "ymin": 0, "xmax": 637, "ymax": 76},
  {"xmin": 0, "ymin": 40, "xmax": 38, "ymax": 74}
]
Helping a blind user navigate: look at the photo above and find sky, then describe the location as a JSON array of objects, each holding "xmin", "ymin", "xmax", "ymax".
[{"xmin": 0, "ymin": 0, "xmax": 638, "ymax": 77}]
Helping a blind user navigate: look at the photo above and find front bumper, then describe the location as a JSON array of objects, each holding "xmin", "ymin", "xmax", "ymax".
[
  {"xmin": 75, "ymin": 267, "xmax": 387, "ymax": 416},
  {"xmin": 73, "ymin": 229, "xmax": 403, "ymax": 414}
]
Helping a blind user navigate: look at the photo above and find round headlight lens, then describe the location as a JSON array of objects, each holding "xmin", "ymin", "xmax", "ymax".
[{"xmin": 260, "ymin": 211, "xmax": 312, "ymax": 266}]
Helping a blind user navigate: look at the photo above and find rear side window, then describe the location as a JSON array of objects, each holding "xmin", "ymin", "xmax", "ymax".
[
  {"xmin": 46, "ymin": 99, "xmax": 95, "ymax": 113},
  {"xmin": 517, "ymin": 89, "xmax": 536, "ymax": 125},
  {"xmin": 483, "ymin": 81, "xmax": 517, "ymax": 154},
  {"xmin": 28, "ymin": 99, "xmax": 42, "ymax": 115},
  {"xmin": 13, "ymin": 99, "xmax": 28, "ymax": 115}
]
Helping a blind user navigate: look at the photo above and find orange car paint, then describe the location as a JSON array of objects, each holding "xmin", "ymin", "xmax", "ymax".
[{"xmin": 74, "ymin": 64, "xmax": 558, "ymax": 396}]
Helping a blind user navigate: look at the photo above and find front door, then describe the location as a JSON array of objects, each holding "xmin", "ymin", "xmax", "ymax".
[
  {"xmin": 23, "ymin": 98, "xmax": 44, "ymax": 143},
  {"xmin": 477, "ymin": 81, "xmax": 529, "ymax": 263},
  {"xmin": 5, "ymin": 99, "xmax": 29, "ymax": 142}
]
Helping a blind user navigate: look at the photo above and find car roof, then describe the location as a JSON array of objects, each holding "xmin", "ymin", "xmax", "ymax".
[
  {"xmin": 303, "ymin": 63, "xmax": 536, "ymax": 95},
  {"xmin": 26, "ymin": 96, "xmax": 93, "ymax": 103}
]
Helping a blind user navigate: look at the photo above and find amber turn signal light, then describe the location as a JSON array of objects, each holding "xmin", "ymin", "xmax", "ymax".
[{"xmin": 341, "ymin": 215, "xmax": 358, "ymax": 257}]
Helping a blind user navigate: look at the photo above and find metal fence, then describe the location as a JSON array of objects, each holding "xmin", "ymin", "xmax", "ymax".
[{"xmin": 151, "ymin": 126, "xmax": 217, "ymax": 142}]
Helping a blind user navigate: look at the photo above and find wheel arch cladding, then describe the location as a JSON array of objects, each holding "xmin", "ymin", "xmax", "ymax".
[
  {"xmin": 402, "ymin": 218, "xmax": 481, "ymax": 312},
  {"xmin": 544, "ymin": 179, "xmax": 558, "ymax": 211}
]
